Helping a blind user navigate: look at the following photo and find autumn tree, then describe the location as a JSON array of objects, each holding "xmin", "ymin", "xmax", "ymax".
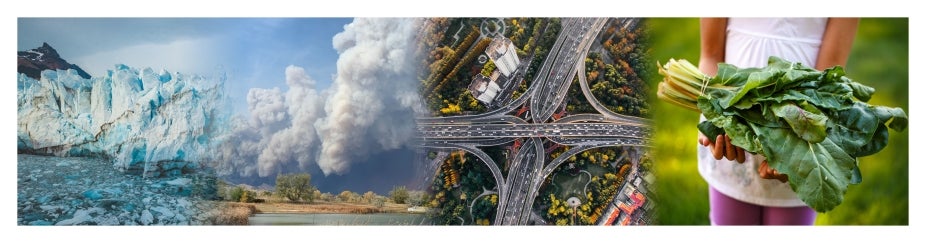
[
  {"xmin": 228, "ymin": 186, "xmax": 243, "ymax": 202},
  {"xmin": 619, "ymin": 164, "xmax": 631, "ymax": 178},
  {"xmin": 363, "ymin": 191, "xmax": 378, "ymax": 204},
  {"xmin": 390, "ymin": 186, "xmax": 410, "ymax": 204},
  {"xmin": 319, "ymin": 192, "xmax": 335, "ymax": 202},
  {"xmin": 338, "ymin": 190, "xmax": 360, "ymax": 203},
  {"xmin": 480, "ymin": 60, "xmax": 496, "ymax": 76},
  {"xmin": 227, "ymin": 186, "xmax": 256, "ymax": 203},
  {"xmin": 408, "ymin": 190, "xmax": 430, "ymax": 207},
  {"xmin": 239, "ymin": 189, "xmax": 255, "ymax": 203},
  {"xmin": 275, "ymin": 173, "xmax": 316, "ymax": 203},
  {"xmin": 439, "ymin": 102, "xmax": 462, "ymax": 116},
  {"xmin": 373, "ymin": 196, "xmax": 386, "ymax": 208}
]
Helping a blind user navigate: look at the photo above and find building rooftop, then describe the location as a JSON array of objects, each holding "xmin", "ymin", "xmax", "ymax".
[
  {"xmin": 605, "ymin": 209, "xmax": 621, "ymax": 226},
  {"xmin": 486, "ymin": 37, "xmax": 514, "ymax": 59},
  {"xmin": 631, "ymin": 191, "xmax": 646, "ymax": 204},
  {"xmin": 620, "ymin": 215, "xmax": 631, "ymax": 226},
  {"xmin": 468, "ymin": 73, "xmax": 501, "ymax": 105}
]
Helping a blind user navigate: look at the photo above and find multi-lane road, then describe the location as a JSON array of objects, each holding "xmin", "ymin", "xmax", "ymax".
[
  {"xmin": 419, "ymin": 123, "xmax": 647, "ymax": 141},
  {"xmin": 530, "ymin": 18, "xmax": 607, "ymax": 123},
  {"xmin": 417, "ymin": 18, "xmax": 649, "ymax": 225}
]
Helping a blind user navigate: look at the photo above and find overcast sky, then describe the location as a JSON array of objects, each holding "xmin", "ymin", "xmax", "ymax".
[{"xmin": 18, "ymin": 18, "xmax": 349, "ymax": 111}]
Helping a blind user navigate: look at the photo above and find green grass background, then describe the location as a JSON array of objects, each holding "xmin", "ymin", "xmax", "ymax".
[{"xmin": 646, "ymin": 18, "xmax": 909, "ymax": 225}]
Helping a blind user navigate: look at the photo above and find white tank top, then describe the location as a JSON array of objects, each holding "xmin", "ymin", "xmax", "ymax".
[{"xmin": 697, "ymin": 18, "xmax": 828, "ymax": 207}]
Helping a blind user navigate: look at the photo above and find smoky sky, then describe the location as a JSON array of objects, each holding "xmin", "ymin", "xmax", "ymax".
[{"xmin": 212, "ymin": 18, "xmax": 426, "ymax": 191}]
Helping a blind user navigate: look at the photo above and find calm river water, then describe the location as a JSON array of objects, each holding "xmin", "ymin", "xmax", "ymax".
[{"xmin": 249, "ymin": 213, "xmax": 431, "ymax": 225}]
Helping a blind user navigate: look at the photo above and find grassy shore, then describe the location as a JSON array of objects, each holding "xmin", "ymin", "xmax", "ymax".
[
  {"xmin": 250, "ymin": 201, "xmax": 412, "ymax": 214},
  {"xmin": 205, "ymin": 201, "xmax": 416, "ymax": 225},
  {"xmin": 200, "ymin": 202, "xmax": 259, "ymax": 225}
]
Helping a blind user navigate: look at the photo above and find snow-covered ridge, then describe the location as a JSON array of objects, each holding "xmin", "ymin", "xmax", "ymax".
[
  {"xmin": 18, "ymin": 43, "xmax": 92, "ymax": 80},
  {"xmin": 18, "ymin": 65, "xmax": 225, "ymax": 177},
  {"xmin": 25, "ymin": 50, "xmax": 45, "ymax": 61}
]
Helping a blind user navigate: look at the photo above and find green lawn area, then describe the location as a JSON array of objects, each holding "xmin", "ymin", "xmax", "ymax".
[
  {"xmin": 646, "ymin": 18, "xmax": 909, "ymax": 225},
  {"xmin": 551, "ymin": 171, "xmax": 592, "ymax": 202},
  {"xmin": 585, "ymin": 164, "xmax": 609, "ymax": 177}
]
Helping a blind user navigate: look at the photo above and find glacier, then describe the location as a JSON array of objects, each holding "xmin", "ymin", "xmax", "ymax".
[{"xmin": 17, "ymin": 64, "xmax": 225, "ymax": 177}]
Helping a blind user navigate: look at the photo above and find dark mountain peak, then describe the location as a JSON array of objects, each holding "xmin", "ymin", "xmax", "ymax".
[
  {"xmin": 34, "ymin": 42, "xmax": 61, "ymax": 60},
  {"xmin": 18, "ymin": 43, "xmax": 91, "ymax": 80}
]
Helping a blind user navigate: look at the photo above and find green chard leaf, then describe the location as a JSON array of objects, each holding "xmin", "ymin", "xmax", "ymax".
[
  {"xmin": 827, "ymin": 102, "xmax": 881, "ymax": 157},
  {"xmin": 821, "ymin": 65, "xmax": 847, "ymax": 83},
  {"xmin": 738, "ymin": 105, "xmax": 783, "ymax": 128},
  {"xmin": 771, "ymin": 101, "xmax": 828, "ymax": 143},
  {"xmin": 766, "ymin": 56, "xmax": 802, "ymax": 72},
  {"xmin": 698, "ymin": 96, "xmax": 764, "ymax": 153},
  {"xmin": 756, "ymin": 127, "xmax": 855, "ymax": 213},
  {"xmin": 713, "ymin": 63, "xmax": 757, "ymax": 86},
  {"xmin": 790, "ymin": 88, "xmax": 853, "ymax": 111},
  {"xmin": 850, "ymin": 162, "xmax": 862, "ymax": 185},
  {"xmin": 870, "ymin": 105, "xmax": 908, "ymax": 131},
  {"xmin": 698, "ymin": 121, "xmax": 725, "ymax": 139},
  {"xmin": 721, "ymin": 70, "xmax": 780, "ymax": 109},
  {"xmin": 724, "ymin": 118, "xmax": 763, "ymax": 154},
  {"xmin": 817, "ymin": 82, "xmax": 855, "ymax": 101},
  {"xmin": 763, "ymin": 59, "xmax": 820, "ymax": 95},
  {"xmin": 848, "ymin": 81, "xmax": 875, "ymax": 102},
  {"xmin": 856, "ymin": 124, "xmax": 890, "ymax": 157}
]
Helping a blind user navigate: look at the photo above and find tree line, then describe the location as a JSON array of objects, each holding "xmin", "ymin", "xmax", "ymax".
[{"xmin": 216, "ymin": 173, "xmax": 428, "ymax": 208}]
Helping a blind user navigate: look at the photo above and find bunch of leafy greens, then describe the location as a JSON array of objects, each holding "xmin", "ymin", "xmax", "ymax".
[{"xmin": 657, "ymin": 56, "xmax": 907, "ymax": 212}]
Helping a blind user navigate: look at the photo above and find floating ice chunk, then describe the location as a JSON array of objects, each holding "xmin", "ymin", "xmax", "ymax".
[
  {"xmin": 151, "ymin": 206, "xmax": 175, "ymax": 219},
  {"xmin": 82, "ymin": 190, "xmax": 103, "ymax": 200},
  {"xmin": 39, "ymin": 205, "xmax": 65, "ymax": 212},
  {"xmin": 103, "ymin": 188, "xmax": 123, "ymax": 196},
  {"xmin": 95, "ymin": 215, "xmax": 120, "ymax": 225},
  {"xmin": 30, "ymin": 220, "xmax": 54, "ymax": 225},
  {"xmin": 175, "ymin": 214, "xmax": 187, "ymax": 223},
  {"xmin": 56, "ymin": 207, "xmax": 103, "ymax": 225},
  {"xmin": 165, "ymin": 178, "xmax": 191, "ymax": 186},
  {"xmin": 36, "ymin": 195, "xmax": 53, "ymax": 204},
  {"xmin": 140, "ymin": 209, "xmax": 153, "ymax": 225},
  {"xmin": 175, "ymin": 198, "xmax": 192, "ymax": 209}
]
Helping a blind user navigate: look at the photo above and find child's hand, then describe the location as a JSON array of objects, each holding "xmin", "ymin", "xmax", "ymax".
[
  {"xmin": 698, "ymin": 133, "xmax": 745, "ymax": 163},
  {"xmin": 759, "ymin": 160, "xmax": 788, "ymax": 183},
  {"xmin": 698, "ymin": 133, "xmax": 788, "ymax": 183}
]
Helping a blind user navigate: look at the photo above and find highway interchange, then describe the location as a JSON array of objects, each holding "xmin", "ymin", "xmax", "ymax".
[{"xmin": 417, "ymin": 18, "xmax": 649, "ymax": 225}]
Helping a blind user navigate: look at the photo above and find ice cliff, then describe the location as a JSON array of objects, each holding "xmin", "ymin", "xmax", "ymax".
[{"xmin": 17, "ymin": 65, "xmax": 224, "ymax": 177}]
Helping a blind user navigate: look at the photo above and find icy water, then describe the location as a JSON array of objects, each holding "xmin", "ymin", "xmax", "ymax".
[
  {"xmin": 17, "ymin": 154, "xmax": 217, "ymax": 225},
  {"xmin": 249, "ymin": 213, "xmax": 431, "ymax": 225}
]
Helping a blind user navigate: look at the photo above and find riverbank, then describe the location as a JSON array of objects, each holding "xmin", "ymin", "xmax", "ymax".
[
  {"xmin": 208, "ymin": 198, "xmax": 437, "ymax": 225},
  {"xmin": 249, "ymin": 213, "xmax": 430, "ymax": 225},
  {"xmin": 215, "ymin": 200, "xmax": 420, "ymax": 215}
]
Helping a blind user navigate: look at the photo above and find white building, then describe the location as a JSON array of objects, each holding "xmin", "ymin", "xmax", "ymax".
[
  {"xmin": 469, "ymin": 72, "xmax": 502, "ymax": 105},
  {"xmin": 485, "ymin": 37, "xmax": 520, "ymax": 78}
]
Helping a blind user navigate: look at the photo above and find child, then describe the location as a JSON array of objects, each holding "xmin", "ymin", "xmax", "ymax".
[{"xmin": 696, "ymin": 18, "xmax": 858, "ymax": 225}]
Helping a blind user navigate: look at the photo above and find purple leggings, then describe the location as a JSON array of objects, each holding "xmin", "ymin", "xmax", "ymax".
[{"xmin": 709, "ymin": 187, "xmax": 817, "ymax": 225}]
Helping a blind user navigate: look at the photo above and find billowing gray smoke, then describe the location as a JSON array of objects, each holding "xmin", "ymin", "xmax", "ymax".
[
  {"xmin": 256, "ymin": 66, "xmax": 326, "ymax": 176},
  {"xmin": 215, "ymin": 18, "xmax": 423, "ymax": 177},
  {"xmin": 315, "ymin": 18, "xmax": 425, "ymax": 175}
]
